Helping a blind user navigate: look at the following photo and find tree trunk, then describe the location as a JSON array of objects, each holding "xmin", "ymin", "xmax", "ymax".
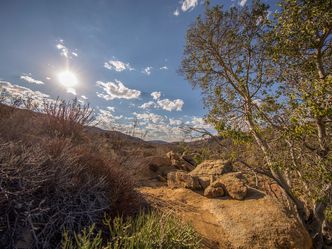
[
  {"xmin": 316, "ymin": 117, "xmax": 329, "ymax": 158},
  {"xmin": 244, "ymin": 106, "xmax": 308, "ymax": 226}
]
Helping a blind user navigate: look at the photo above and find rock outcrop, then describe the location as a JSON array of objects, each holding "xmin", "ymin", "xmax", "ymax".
[
  {"xmin": 167, "ymin": 160, "xmax": 243, "ymax": 197},
  {"xmin": 167, "ymin": 171, "xmax": 200, "ymax": 189},
  {"xmin": 140, "ymin": 186, "xmax": 312, "ymax": 249}
]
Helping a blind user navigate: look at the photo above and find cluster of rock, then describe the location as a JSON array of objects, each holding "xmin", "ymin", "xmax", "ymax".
[
  {"xmin": 167, "ymin": 159, "xmax": 248, "ymax": 200},
  {"xmin": 166, "ymin": 151, "xmax": 196, "ymax": 171}
]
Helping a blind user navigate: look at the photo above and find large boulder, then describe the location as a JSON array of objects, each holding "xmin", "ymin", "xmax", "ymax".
[
  {"xmin": 140, "ymin": 187, "xmax": 312, "ymax": 249},
  {"xmin": 189, "ymin": 160, "xmax": 233, "ymax": 189},
  {"xmin": 190, "ymin": 160, "xmax": 233, "ymax": 178},
  {"xmin": 167, "ymin": 171, "xmax": 200, "ymax": 189},
  {"xmin": 215, "ymin": 172, "xmax": 248, "ymax": 200}
]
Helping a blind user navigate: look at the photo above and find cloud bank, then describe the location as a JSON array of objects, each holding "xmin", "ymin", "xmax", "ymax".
[
  {"xmin": 20, "ymin": 75, "xmax": 44, "ymax": 85},
  {"xmin": 96, "ymin": 80, "xmax": 141, "ymax": 100}
]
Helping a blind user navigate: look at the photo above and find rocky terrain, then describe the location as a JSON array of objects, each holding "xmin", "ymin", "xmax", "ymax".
[
  {"xmin": 124, "ymin": 152, "xmax": 312, "ymax": 248},
  {"xmin": 0, "ymin": 103, "xmax": 313, "ymax": 248},
  {"xmin": 55, "ymin": 119, "xmax": 315, "ymax": 248}
]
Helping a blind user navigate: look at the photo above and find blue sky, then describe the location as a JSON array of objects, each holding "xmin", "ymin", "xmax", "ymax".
[{"xmin": 0, "ymin": 0, "xmax": 278, "ymax": 141}]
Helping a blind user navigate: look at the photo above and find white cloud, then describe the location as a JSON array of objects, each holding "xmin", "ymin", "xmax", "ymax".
[
  {"xmin": 104, "ymin": 59, "xmax": 134, "ymax": 72},
  {"xmin": 157, "ymin": 98, "xmax": 184, "ymax": 112},
  {"xmin": 66, "ymin": 87, "xmax": 76, "ymax": 95},
  {"xmin": 181, "ymin": 0, "xmax": 198, "ymax": 12},
  {"xmin": 160, "ymin": 66, "xmax": 168, "ymax": 70},
  {"xmin": 46, "ymin": 77, "xmax": 51, "ymax": 80},
  {"xmin": 94, "ymin": 109, "xmax": 123, "ymax": 130},
  {"xmin": 239, "ymin": 0, "xmax": 247, "ymax": 7},
  {"xmin": 72, "ymin": 52, "xmax": 78, "ymax": 57},
  {"xmin": 20, "ymin": 75, "xmax": 44, "ymax": 85},
  {"xmin": 81, "ymin": 95, "xmax": 88, "ymax": 100},
  {"xmin": 107, "ymin": 106, "xmax": 115, "ymax": 112},
  {"xmin": 133, "ymin": 112, "xmax": 164, "ymax": 124},
  {"xmin": 142, "ymin": 66, "xmax": 152, "ymax": 75},
  {"xmin": 140, "ymin": 91, "xmax": 184, "ymax": 112},
  {"xmin": 151, "ymin": 91, "xmax": 161, "ymax": 100},
  {"xmin": 139, "ymin": 101, "xmax": 157, "ymax": 109},
  {"xmin": 173, "ymin": 0, "xmax": 198, "ymax": 16},
  {"xmin": 0, "ymin": 80, "xmax": 50, "ymax": 108},
  {"xmin": 185, "ymin": 116, "xmax": 213, "ymax": 130},
  {"xmin": 169, "ymin": 118, "xmax": 183, "ymax": 126},
  {"xmin": 143, "ymin": 122, "xmax": 185, "ymax": 142},
  {"xmin": 96, "ymin": 80, "xmax": 141, "ymax": 100}
]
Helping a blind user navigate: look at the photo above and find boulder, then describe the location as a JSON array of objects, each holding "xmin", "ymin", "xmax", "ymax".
[
  {"xmin": 189, "ymin": 160, "xmax": 233, "ymax": 189},
  {"xmin": 167, "ymin": 171, "xmax": 200, "ymax": 189},
  {"xmin": 216, "ymin": 172, "xmax": 248, "ymax": 200},
  {"xmin": 204, "ymin": 185, "xmax": 225, "ymax": 198},
  {"xmin": 190, "ymin": 160, "xmax": 233, "ymax": 178}
]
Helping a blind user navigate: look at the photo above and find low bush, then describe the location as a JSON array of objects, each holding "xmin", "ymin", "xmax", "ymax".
[
  {"xmin": 0, "ymin": 138, "xmax": 141, "ymax": 249},
  {"xmin": 61, "ymin": 211, "xmax": 202, "ymax": 249}
]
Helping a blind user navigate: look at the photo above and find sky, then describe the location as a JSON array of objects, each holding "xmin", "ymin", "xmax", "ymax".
[{"xmin": 0, "ymin": 0, "xmax": 278, "ymax": 141}]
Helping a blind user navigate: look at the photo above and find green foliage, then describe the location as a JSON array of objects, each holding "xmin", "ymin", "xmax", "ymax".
[
  {"xmin": 213, "ymin": 120, "xmax": 252, "ymax": 144},
  {"xmin": 325, "ymin": 207, "xmax": 332, "ymax": 223},
  {"xmin": 62, "ymin": 225, "xmax": 103, "ymax": 249},
  {"xmin": 192, "ymin": 147, "xmax": 211, "ymax": 165},
  {"xmin": 181, "ymin": 0, "xmax": 332, "ymax": 242},
  {"xmin": 181, "ymin": 1, "xmax": 274, "ymax": 139},
  {"xmin": 61, "ymin": 211, "xmax": 202, "ymax": 249}
]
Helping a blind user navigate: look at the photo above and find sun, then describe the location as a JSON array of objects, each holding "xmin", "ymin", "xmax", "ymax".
[{"xmin": 57, "ymin": 70, "xmax": 78, "ymax": 88}]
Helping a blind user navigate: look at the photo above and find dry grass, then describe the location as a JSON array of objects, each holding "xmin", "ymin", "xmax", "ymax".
[
  {"xmin": 0, "ymin": 138, "xmax": 142, "ymax": 249},
  {"xmin": 0, "ymin": 101, "xmax": 144, "ymax": 249},
  {"xmin": 42, "ymin": 98, "xmax": 94, "ymax": 139}
]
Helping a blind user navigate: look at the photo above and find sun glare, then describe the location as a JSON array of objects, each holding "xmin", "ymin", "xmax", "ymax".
[{"xmin": 57, "ymin": 70, "xmax": 78, "ymax": 88}]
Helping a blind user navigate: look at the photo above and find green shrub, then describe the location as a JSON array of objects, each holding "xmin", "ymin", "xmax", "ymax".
[{"xmin": 61, "ymin": 211, "xmax": 201, "ymax": 249}]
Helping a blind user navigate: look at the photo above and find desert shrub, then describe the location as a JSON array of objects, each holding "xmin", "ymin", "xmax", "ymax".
[
  {"xmin": 0, "ymin": 138, "xmax": 141, "ymax": 249},
  {"xmin": 0, "ymin": 105, "xmax": 38, "ymax": 142},
  {"xmin": 61, "ymin": 211, "xmax": 201, "ymax": 249},
  {"xmin": 42, "ymin": 98, "xmax": 94, "ymax": 139}
]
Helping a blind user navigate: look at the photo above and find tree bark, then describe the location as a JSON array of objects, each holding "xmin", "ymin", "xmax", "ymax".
[
  {"xmin": 316, "ymin": 117, "xmax": 329, "ymax": 158},
  {"xmin": 244, "ymin": 103, "xmax": 307, "ymax": 226}
]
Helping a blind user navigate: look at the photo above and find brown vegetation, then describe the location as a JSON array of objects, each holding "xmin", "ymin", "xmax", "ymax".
[{"xmin": 0, "ymin": 101, "xmax": 142, "ymax": 249}]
